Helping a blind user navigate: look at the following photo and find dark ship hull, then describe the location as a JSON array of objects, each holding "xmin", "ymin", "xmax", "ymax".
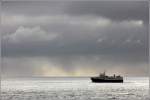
[{"xmin": 91, "ymin": 77, "xmax": 123, "ymax": 83}]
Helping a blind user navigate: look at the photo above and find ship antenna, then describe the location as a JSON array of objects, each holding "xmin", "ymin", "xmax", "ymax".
[{"xmin": 104, "ymin": 70, "xmax": 106, "ymax": 76}]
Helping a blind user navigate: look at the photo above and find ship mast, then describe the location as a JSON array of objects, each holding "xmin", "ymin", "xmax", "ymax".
[{"xmin": 104, "ymin": 70, "xmax": 106, "ymax": 76}]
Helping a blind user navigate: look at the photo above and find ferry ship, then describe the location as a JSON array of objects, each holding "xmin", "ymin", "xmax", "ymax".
[{"xmin": 91, "ymin": 71, "xmax": 123, "ymax": 83}]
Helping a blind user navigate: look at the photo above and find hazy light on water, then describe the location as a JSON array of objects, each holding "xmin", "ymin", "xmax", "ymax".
[{"xmin": 1, "ymin": 77, "xmax": 149, "ymax": 100}]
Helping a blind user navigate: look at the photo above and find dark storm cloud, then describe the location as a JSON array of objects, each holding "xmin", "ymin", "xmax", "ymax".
[
  {"xmin": 1, "ymin": 1, "xmax": 149, "ymax": 77},
  {"xmin": 2, "ymin": 0, "xmax": 148, "ymax": 62},
  {"xmin": 2, "ymin": 22, "xmax": 148, "ymax": 58},
  {"xmin": 2, "ymin": 1, "xmax": 67, "ymax": 16},
  {"xmin": 1, "ymin": 1, "xmax": 149, "ymax": 34},
  {"xmin": 2, "ymin": 1, "xmax": 148, "ymax": 22},
  {"xmin": 65, "ymin": 1, "xmax": 149, "ymax": 23}
]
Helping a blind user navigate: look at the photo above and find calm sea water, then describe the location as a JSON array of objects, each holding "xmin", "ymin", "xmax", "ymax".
[{"xmin": 1, "ymin": 77, "xmax": 149, "ymax": 100}]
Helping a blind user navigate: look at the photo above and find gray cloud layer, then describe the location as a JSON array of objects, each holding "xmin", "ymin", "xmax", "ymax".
[
  {"xmin": 2, "ymin": 1, "xmax": 148, "ymax": 21},
  {"xmin": 1, "ymin": 1, "xmax": 149, "ymax": 77}
]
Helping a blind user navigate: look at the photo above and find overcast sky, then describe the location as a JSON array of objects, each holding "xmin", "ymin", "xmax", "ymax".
[{"xmin": 1, "ymin": 1, "xmax": 149, "ymax": 77}]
